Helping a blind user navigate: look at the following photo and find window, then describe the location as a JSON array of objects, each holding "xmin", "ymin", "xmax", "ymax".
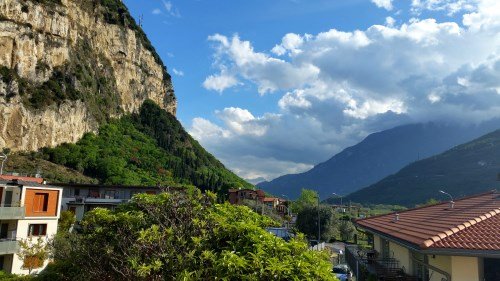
[
  {"xmin": 28, "ymin": 224, "xmax": 47, "ymax": 236},
  {"xmin": 74, "ymin": 188, "xmax": 80, "ymax": 196},
  {"xmin": 33, "ymin": 193, "xmax": 49, "ymax": 212}
]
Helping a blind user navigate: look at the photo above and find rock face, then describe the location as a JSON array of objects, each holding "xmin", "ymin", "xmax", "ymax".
[{"xmin": 0, "ymin": 0, "xmax": 176, "ymax": 151}]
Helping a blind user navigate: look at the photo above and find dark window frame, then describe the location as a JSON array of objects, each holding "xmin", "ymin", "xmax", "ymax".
[{"xmin": 28, "ymin": 224, "xmax": 47, "ymax": 236}]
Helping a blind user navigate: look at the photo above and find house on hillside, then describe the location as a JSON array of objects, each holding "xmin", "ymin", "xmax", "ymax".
[
  {"xmin": 228, "ymin": 189, "xmax": 289, "ymax": 216},
  {"xmin": 59, "ymin": 183, "xmax": 170, "ymax": 221},
  {"xmin": 228, "ymin": 188, "xmax": 265, "ymax": 205},
  {"xmin": 348, "ymin": 191, "xmax": 499, "ymax": 281},
  {"xmin": 0, "ymin": 177, "xmax": 63, "ymax": 275}
]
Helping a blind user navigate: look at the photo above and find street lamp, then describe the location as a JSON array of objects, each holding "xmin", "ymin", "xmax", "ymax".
[
  {"xmin": 317, "ymin": 194, "xmax": 321, "ymax": 242},
  {"xmin": 281, "ymin": 194, "xmax": 291, "ymax": 218},
  {"xmin": 281, "ymin": 194, "xmax": 292, "ymax": 228},
  {"xmin": 439, "ymin": 190, "xmax": 454, "ymax": 209}
]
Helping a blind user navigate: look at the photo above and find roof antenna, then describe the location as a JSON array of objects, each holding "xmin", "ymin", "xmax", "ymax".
[
  {"xmin": 139, "ymin": 14, "xmax": 144, "ymax": 27},
  {"xmin": 439, "ymin": 190, "xmax": 454, "ymax": 209}
]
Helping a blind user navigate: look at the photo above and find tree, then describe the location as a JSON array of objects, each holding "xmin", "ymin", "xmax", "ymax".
[
  {"xmin": 47, "ymin": 189, "xmax": 338, "ymax": 280},
  {"xmin": 295, "ymin": 205, "xmax": 339, "ymax": 241},
  {"xmin": 58, "ymin": 210, "xmax": 76, "ymax": 232},
  {"xmin": 291, "ymin": 188, "xmax": 319, "ymax": 213},
  {"xmin": 17, "ymin": 237, "xmax": 50, "ymax": 274},
  {"xmin": 339, "ymin": 221, "xmax": 357, "ymax": 242}
]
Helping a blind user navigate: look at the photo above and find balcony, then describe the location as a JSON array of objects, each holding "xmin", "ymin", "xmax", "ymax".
[
  {"xmin": 0, "ymin": 206, "xmax": 25, "ymax": 220},
  {"xmin": 0, "ymin": 239, "xmax": 19, "ymax": 255},
  {"xmin": 346, "ymin": 245, "xmax": 419, "ymax": 281}
]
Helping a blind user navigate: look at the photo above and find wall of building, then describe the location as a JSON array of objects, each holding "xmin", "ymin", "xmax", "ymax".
[
  {"xmin": 24, "ymin": 189, "xmax": 59, "ymax": 217},
  {"xmin": 388, "ymin": 241, "xmax": 411, "ymax": 272},
  {"xmin": 1, "ymin": 186, "xmax": 22, "ymax": 207},
  {"xmin": 11, "ymin": 219, "xmax": 58, "ymax": 275},
  {"xmin": 1, "ymin": 254, "xmax": 13, "ymax": 273},
  {"xmin": 373, "ymin": 234, "xmax": 381, "ymax": 253},
  {"xmin": 451, "ymin": 256, "xmax": 480, "ymax": 281},
  {"xmin": 428, "ymin": 255, "xmax": 452, "ymax": 281}
]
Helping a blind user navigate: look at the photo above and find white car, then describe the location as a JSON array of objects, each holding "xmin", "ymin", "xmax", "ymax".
[{"xmin": 332, "ymin": 264, "xmax": 352, "ymax": 281}]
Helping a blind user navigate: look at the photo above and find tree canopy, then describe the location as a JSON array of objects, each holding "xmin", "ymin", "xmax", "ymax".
[
  {"xmin": 291, "ymin": 189, "xmax": 319, "ymax": 213},
  {"xmin": 295, "ymin": 205, "xmax": 339, "ymax": 242},
  {"xmin": 41, "ymin": 100, "xmax": 252, "ymax": 193},
  {"xmin": 43, "ymin": 189, "xmax": 338, "ymax": 280}
]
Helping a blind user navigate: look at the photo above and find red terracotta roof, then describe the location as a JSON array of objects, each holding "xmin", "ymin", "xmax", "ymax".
[
  {"xmin": 0, "ymin": 175, "xmax": 44, "ymax": 184},
  {"xmin": 356, "ymin": 191, "xmax": 500, "ymax": 251}
]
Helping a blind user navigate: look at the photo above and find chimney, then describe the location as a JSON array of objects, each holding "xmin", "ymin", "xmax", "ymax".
[
  {"xmin": 393, "ymin": 213, "xmax": 399, "ymax": 222},
  {"xmin": 449, "ymin": 201, "xmax": 455, "ymax": 209}
]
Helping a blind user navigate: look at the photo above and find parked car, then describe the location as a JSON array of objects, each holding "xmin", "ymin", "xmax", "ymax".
[{"xmin": 332, "ymin": 264, "xmax": 352, "ymax": 281}]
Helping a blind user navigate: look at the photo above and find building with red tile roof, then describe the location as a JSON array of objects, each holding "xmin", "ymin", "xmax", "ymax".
[{"xmin": 354, "ymin": 190, "xmax": 500, "ymax": 281}]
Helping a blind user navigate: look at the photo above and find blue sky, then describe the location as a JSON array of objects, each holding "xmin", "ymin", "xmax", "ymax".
[{"xmin": 123, "ymin": 0, "xmax": 500, "ymax": 182}]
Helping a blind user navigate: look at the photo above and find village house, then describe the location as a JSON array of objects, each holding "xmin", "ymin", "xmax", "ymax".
[
  {"xmin": 228, "ymin": 189, "xmax": 289, "ymax": 216},
  {"xmin": 0, "ymin": 177, "xmax": 62, "ymax": 275},
  {"xmin": 348, "ymin": 190, "xmax": 500, "ymax": 281},
  {"xmin": 59, "ymin": 183, "xmax": 170, "ymax": 221}
]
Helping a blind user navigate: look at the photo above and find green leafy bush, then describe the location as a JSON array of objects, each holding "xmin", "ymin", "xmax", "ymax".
[{"xmin": 46, "ymin": 190, "xmax": 337, "ymax": 280}]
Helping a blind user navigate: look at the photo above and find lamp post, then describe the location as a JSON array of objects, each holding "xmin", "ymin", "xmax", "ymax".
[
  {"xmin": 281, "ymin": 194, "xmax": 291, "ymax": 229},
  {"xmin": 317, "ymin": 194, "xmax": 321, "ymax": 242},
  {"xmin": 439, "ymin": 190, "xmax": 454, "ymax": 209}
]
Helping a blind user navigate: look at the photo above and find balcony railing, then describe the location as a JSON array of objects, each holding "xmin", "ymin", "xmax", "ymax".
[
  {"xmin": 346, "ymin": 245, "xmax": 419, "ymax": 281},
  {"xmin": 0, "ymin": 206, "xmax": 25, "ymax": 219},
  {"xmin": 0, "ymin": 239, "xmax": 19, "ymax": 255}
]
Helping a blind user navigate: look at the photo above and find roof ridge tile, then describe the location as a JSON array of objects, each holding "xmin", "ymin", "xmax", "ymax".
[{"xmin": 420, "ymin": 208, "xmax": 500, "ymax": 249}]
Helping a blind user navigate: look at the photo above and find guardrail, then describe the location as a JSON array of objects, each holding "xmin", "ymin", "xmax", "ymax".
[
  {"xmin": 0, "ymin": 206, "xmax": 25, "ymax": 219},
  {"xmin": 0, "ymin": 239, "xmax": 19, "ymax": 255}
]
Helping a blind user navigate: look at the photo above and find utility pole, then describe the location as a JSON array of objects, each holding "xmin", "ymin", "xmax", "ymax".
[{"xmin": 317, "ymin": 194, "xmax": 321, "ymax": 242}]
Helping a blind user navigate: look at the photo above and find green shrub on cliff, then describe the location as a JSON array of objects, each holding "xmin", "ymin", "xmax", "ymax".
[{"xmin": 42, "ymin": 101, "xmax": 252, "ymax": 192}]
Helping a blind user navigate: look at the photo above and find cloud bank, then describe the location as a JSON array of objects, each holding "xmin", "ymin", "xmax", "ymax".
[{"xmin": 194, "ymin": 0, "xmax": 500, "ymax": 181}]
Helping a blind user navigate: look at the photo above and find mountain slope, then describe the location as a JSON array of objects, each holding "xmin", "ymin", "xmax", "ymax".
[
  {"xmin": 0, "ymin": 0, "xmax": 175, "ymax": 151},
  {"xmin": 0, "ymin": 0, "xmax": 252, "ymax": 192},
  {"xmin": 258, "ymin": 122, "xmax": 498, "ymax": 199},
  {"xmin": 39, "ymin": 101, "xmax": 252, "ymax": 192},
  {"xmin": 345, "ymin": 129, "xmax": 500, "ymax": 206}
]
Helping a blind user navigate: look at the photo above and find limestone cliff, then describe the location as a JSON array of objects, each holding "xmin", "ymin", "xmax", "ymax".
[{"xmin": 0, "ymin": 0, "xmax": 177, "ymax": 151}]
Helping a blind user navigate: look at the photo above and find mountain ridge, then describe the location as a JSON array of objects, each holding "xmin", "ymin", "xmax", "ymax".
[
  {"xmin": 258, "ymin": 122, "xmax": 499, "ymax": 199},
  {"xmin": 345, "ymin": 128, "xmax": 500, "ymax": 206}
]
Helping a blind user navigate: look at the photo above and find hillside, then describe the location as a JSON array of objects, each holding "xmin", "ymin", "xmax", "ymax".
[
  {"xmin": 4, "ymin": 153, "xmax": 97, "ymax": 184},
  {"xmin": 37, "ymin": 101, "xmax": 252, "ymax": 192},
  {"xmin": 0, "ymin": 0, "xmax": 176, "ymax": 151},
  {"xmin": 345, "ymin": 129, "xmax": 500, "ymax": 206},
  {"xmin": 258, "ymin": 122, "xmax": 499, "ymax": 199},
  {"xmin": 0, "ymin": 0, "xmax": 252, "ymax": 192}
]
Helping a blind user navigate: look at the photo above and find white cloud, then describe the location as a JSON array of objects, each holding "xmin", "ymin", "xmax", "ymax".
[
  {"xmin": 206, "ymin": 34, "xmax": 320, "ymax": 94},
  {"xmin": 195, "ymin": 0, "xmax": 500, "ymax": 181},
  {"xmin": 172, "ymin": 68, "xmax": 184, "ymax": 76},
  {"xmin": 411, "ymin": 0, "xmax": 479, "ymax": 15},
  {"xmin": 371, "ymin": 0, "xmax": 394, "ymax": 11},
  {"xmin": 203, "ymin": 73, "xmax": 240, "ymax": 92},
  {"xmin": 385, "ymin": 16, "xmax": 396, "ymax": 27},
  {"xmin": 152, "ymin": 8, "xmax": 162, "ymax": 15},
  {"xmin": 160, "ymin": 0, "xmax": 181, "ymax": 17}
]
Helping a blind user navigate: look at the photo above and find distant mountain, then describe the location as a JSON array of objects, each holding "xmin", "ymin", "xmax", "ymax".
[
  {"xmin": 258, "ymin": 122, "xmax": 499, "ymax": 200},
  {"xmin": 345, "ymin": 129, "xmax": 500, "ymax": 206}
]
